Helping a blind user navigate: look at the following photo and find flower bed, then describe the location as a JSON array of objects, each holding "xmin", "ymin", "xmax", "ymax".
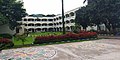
[
  {"xmin": 0, "ymin": 38, "xmax": 14, "ymax": 49},
  {"xmin": 34, "ymin": 31, "xmax": 97, "ymax": 44}
]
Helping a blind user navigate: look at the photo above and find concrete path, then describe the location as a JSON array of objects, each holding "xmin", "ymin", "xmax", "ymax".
[
  {"xmin": 0, "ymin": 39, "xmax": 120, "ymax": 60},
  {"xmin": 98, "ymin": 35, "xmax": 120, "ymax": 39}
]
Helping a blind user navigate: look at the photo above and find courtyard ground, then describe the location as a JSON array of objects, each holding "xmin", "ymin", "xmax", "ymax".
[{"xmin": 0, "ymin": 39, "xmax": 120, "ymax": 60}]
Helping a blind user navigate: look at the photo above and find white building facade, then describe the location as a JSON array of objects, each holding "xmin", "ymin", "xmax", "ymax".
[{"xmin": 18, "ymin": 7, "xmax": 80, "ymax": 33}]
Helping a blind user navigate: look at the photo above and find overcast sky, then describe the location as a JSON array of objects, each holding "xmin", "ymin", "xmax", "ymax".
[{"xmin": 23, "ymin": 0, "xmax": 87, "ymax": 15}]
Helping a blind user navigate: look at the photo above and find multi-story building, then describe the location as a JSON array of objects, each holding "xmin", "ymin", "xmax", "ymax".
[{"xmin": 17, "ymin": 7, "xmax": 80, "ymax": 33}]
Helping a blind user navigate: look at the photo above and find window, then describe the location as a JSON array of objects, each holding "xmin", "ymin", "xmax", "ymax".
[
  {"xmin": 48, "ymin": 19, "xmax": 53, "ymax": 21},
  {"xmin": 24, "ymin": 19, "xmax": 27, "ymax": 21},
  {"xmin": 70, "ymin": 12, "xmax": 75, "ymax": 16},
  {"xmin": 65, "ymin": 14, "xmax": 69, "ymax": 18}
]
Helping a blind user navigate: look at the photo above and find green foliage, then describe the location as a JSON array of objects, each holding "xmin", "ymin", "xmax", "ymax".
[
  {"xmin": 89, "ymin": 29, "xmax": 97, "ymax": 32},
  {"xmin": 0, "ymin": 12, "xmax": 8, "ymax": 25},
  {"xmin": 0, "ymin": 38, "xmax": 14, "ymax": 50},
  {"xmin": 0, "ymin": 34, "xmax": 13, "ymax": 39},
  {"xmin": 72, "ymin": 24, "xmax": 81, "ymax": 33},
  {"xmin": 76, "ymin": 0, "xmax": 120, "ymax": 32},
  {"xmin": 75, "ymin": 6, "xmax": 91, "ymax": 29},
  {"xmin": 15, "ymin": 33, "xmax": 28, "ymax": 45},
  {"xmin": 13, "ymin": 36, "xmax": 33, "ymax": 46},
  {"xmin": 13, "ymin": 32, "xmax": 62, "ymax": 46},
  {"xmin": 0, "ymin": 0, "xmax": 27, "ymax": 29},
  {"xmin": 0, "ymin": 37, "xmax": 2, "ymax": 39},
  {"xmin": 34, "ymin": 32, "xmax": 97, "ymax": 44},
  {"xmin": 29, "ymin": 32, "xmax": 62, "ymax": 36},
  {"xmin": 0, "ymin": 42, "xmax": 14, "ymax": 49}
]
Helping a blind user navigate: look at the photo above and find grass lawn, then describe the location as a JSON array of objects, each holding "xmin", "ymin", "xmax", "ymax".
[
  {"xmin": 13, "ymin": 37, "xmax": 33, "ymax": 45},
  {"xmin": 29, "ymin": 32, "xmax": 62, "ymax": 36},
  {"xmin": 13, "ymin": 32, "xmax": 62, "ymax": 46},
  {"xmin": 12, "ymin": 32, "xmax": 98, "ymax": 48}
]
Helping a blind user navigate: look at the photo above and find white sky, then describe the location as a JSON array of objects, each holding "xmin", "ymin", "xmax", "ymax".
[{"xmin": 23, "ymin": 0, "xmax": 87, "ymax": 15}]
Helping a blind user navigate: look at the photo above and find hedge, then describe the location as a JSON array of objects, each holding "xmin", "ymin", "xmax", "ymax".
[{"xmin": 34, "ymin": 31, "xmax": 97, "ymax": 44}]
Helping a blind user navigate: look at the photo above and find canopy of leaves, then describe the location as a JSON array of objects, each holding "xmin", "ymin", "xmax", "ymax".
[
  {"xmin": 0, "ymin": 0, "xmax": 27, "ymax": 29},
  {"xmin": 0, "ymin": 12, "xmax": 8, "ymax": 25},
  {"xmin": 76, "ymin": 0, "xmax": 120, "ymax": 30}
]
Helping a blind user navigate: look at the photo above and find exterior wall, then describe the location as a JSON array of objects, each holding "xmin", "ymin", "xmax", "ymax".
[
  {"xmin": 0, "ymin": 24, "xmax": 16, "ymax": 35},
  {"xmin": 17, "ymin": 7, "xmax": 97, "ymax": 33},
  {"xmin": 22, "ymin": 16, "xmax": 55, "ymax": 32},
  {"xmin": 18, "ymin": 7, "xmax": 80, "ymax": 33}
]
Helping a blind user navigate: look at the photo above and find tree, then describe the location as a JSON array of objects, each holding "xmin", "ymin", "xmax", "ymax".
[
  {"xmin": 0, "ymin": 0, "xmax": 27, "ymax": 30},
  {"xmin": 76, "ymin": 0, "xmax": 120, "ymax": 33},
  {"xmin": 0, "ymin": 12, "xmax": 8, "ymax": 25},
  {"xmin": 83, "ymin": 0, "xmax": 97, "ymax": 4},
  {"xmin": 75, "ymin": 6, "xmax": 91, "ymax": 30}
]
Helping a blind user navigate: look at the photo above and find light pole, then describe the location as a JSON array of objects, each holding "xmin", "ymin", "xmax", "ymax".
[{"xmin": 61, "ymin": 0, "xmax": 66, "ymax": 34}]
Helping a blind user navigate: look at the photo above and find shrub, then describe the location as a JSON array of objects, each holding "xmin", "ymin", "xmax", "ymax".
[
  {"xmin": 0, "ymin": 37, "xmax": 2, "ymax": 39},
  {"xmin": 15, "ymin": 33, "xmax": 28, "ymax": 45},
  {"xmin": 34, "ymin": 31, "xmax": 97, "ymax": 44},
  {"xmin": 0, "ymin": 38, "xmax": 14, "ymax": 50},
  {"xmin": 0, "ymin": 34, "xmax": 13, "ymax": 39},
  {"xmin": 89, "ymin": 29, "xmax": 97, "ymax": 32},
  {"xmin": 97, "ymin": 30, "xmax": 109, "ymax": 34},
  {"xmin": 65, "ymin": 32, "xmax": 79, "ymax": 40}
]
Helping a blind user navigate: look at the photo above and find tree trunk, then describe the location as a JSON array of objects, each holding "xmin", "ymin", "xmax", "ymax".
[
  {"xmin": 105, "ymin": 23, "xmax": 111, "ymax": 32},
  {"xmin": 111, "ymin": 24, "xmax": 117, "ymax": 35},
  {"xmin": 22, "ymin": 40, "xmax": 24, "ymax": 46},
  {"xmin": 97, "ymin": 24, "xmax": 101, "ymax": 31}
]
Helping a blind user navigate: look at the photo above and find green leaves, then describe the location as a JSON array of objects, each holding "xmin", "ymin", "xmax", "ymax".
[
  {"xmin": 76, "ymin": 0, "xmax": 120, "ymax": 31},
  {"xmin": 0, "ymin": 12, "xmax": 8, "ymax": 25},
  {"xmin": 15, "ymin": 34, "xmax": 28, "ymax": 45},
  {"xmin": 0, "ymin": 0, "xmax": 27, "ymax": 29}
]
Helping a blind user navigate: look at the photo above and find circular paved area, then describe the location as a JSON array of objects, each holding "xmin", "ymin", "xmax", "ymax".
[
  {"xmin": 0, "ymin": 39, "xmax": 120, "ymax": 60},
  {"xmin": 0, "ymin": 47, "xmax": 57, "ymax": 60}
]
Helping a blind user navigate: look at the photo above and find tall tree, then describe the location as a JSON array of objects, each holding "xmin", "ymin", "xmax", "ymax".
[
  {"xmin": 75, "ymin": 6, "xmax": 91, "ymax": 30},
  {"xmin": 0, "ymin": 12, "xmax": 8, "ymax": 25},
  {"xmin": 0, "ymin": 0, "xmax": 27, "ymax": 29},
  {"xmin": 76, "ymin": 0, "xmax": 120, "ymax": 32}
]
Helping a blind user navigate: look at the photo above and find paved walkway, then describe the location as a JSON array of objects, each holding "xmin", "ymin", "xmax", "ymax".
[
  {"xmin": 0, "ymin": 39, "xmax": 120, "ymax": 60},
  {"xmin": 98, "ymin": 35, "xmax": 120, "ymax": 39}
]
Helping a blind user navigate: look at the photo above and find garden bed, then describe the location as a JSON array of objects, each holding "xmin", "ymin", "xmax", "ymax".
[{"xmin": 34, "ymin": 31, "xmax": 97, "ymax": 44}]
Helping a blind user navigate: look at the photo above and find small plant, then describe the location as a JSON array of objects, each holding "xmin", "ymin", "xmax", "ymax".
[
  {"xmin": 15, "ymin": 33, "xmax": 28, "ymax": 45},
  {"xmin": 0, "ymin": 34, "xmax": 13, "ymax": 39},
  {"xmin": 0, "ymin": 37, "xmax": 2, "ymax": 39},
  {"xmin": 0, "ymin": 38, "xmax": 14, "ymax": 50}
]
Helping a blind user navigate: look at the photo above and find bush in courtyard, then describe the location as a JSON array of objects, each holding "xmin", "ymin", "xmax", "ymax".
[
  {"xmin": 97, "ymin": 30, "xmax": 109, "ymax": 34},
  {"xmin": 64, "ymin": 32, "xmax": 79, "ymax": 40},
  {"xmin": 34, "ymin": 31, "xmax": 97, "ymax": 44},
  {"xmin": 0, "ymin": 37, "xmax": 2, "ymax": 39},
  {"xmin": 89, "ymin": 29, "xmax": 97, "ymax": 32},
  {"xmin": 0, "ymin": 34, "xmax": 13, "ymax": 39},
  {"xmin": 78, "ymin": 31, "xmax": 97, "ymax": 38},
  {"xmin": 0, "ymin": 38, "xmax": 14, "ymax": 50},
  {"xmin": 15, "ymin": 33, "xmax": 28, "ymax": 45}
]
